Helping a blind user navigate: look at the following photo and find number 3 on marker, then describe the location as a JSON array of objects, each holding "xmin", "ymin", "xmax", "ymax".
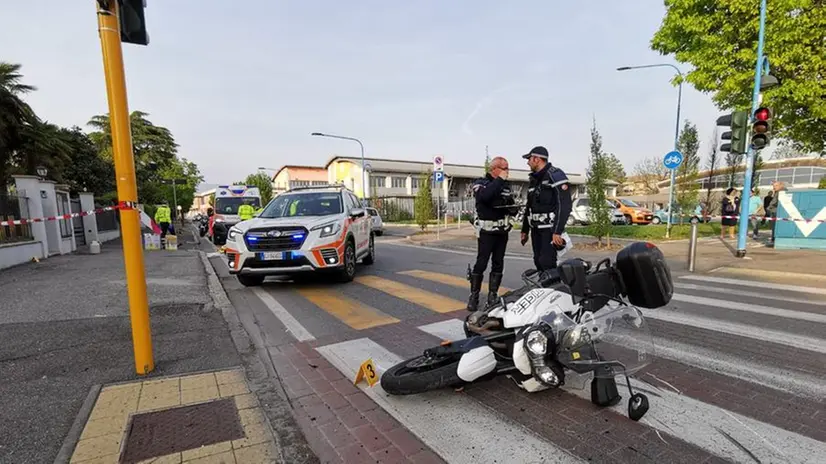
[{"xmin": 354, "ymin": 358, "xmax": 379, "ymax": 387}]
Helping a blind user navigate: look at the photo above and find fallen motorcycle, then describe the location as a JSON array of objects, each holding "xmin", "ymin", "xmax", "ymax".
[{"xmin": 380, "ymin": 241, "xmax": 673, "ymax": 421}]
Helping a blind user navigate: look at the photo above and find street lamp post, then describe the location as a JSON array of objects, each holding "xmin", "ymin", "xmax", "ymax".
[
  {"xmin": 617, "ymin": 64, "xmax": 684, "ymax": 239},
  {"xmin": 311, "ymin": 132, "xmax": 367, "ymax": 201}
]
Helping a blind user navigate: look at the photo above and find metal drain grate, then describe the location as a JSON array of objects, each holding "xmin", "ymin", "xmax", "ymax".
[{"xmin": 119, "ymin": 398, "xmax": 245, "ymax": 463}]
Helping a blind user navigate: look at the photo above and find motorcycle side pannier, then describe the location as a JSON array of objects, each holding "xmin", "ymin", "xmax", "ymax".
[{"xmin": 615, "ymin": 242, "xmax": 673, "ymax": 309}]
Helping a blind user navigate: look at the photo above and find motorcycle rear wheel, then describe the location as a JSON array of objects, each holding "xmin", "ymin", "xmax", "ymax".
[{"xmin": 381, "ymin": 354, "xmax": 463, "ymax": 395}]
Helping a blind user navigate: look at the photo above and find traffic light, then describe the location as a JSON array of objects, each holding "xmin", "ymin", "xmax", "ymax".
[
  {"xmin": 716, "ymin": 111, "xmax": 749, "ymax": 154},
  {"xmin": 119, "ymin": 0, "xmax": 149, "ymax": 45},
  {"xmin": 751, "ymin": 107, "xmax": 772, "ymax": 150}
]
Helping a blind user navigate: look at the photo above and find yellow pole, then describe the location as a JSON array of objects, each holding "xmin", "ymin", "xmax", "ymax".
[{"xmin": 96, "ymin": 0, "xmax": 154, "ymax": 374}]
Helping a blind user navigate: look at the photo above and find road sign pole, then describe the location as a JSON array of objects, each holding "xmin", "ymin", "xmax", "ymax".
[
  {"xmin": 96, "ymin": 0, "xmax": 154, "ymax": 375},
  {"xmin": 665, "ymin": 167, "xmax": 676, "ymax": 238}
]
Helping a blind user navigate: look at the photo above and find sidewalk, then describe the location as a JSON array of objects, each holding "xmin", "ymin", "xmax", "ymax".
[{"xmin": 0, "ymin": 230, "xmax": 310, "ymax": 463}]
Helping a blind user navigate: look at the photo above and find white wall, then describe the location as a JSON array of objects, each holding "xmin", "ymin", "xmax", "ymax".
[
  {"xmin": 0, "ymin": 241, "xmax": 42, "ymax": 270},
  {"xmin": 99, "ymin": 229, "xmax": 121, "ymax": 243}
]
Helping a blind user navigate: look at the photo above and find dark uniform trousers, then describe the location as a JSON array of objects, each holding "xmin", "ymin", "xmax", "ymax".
[
  {"xmin": 473, "ymin": 231, "xmax": 508, "ymax": 275},
  {"xmin": 530, "ymin": 227, "xmax": 558, "ymax": 272}
]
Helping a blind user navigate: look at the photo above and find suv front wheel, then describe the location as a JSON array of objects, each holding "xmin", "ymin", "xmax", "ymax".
[
  {"xmin": 338, "ymin": 239, "xmax": 357, "ymax": 282},
  {"xmin": 362, "ymin": 233, "xmax": 375, "ymax": 265},
  {"xmin": 237, "ymin": 274, "xmax": 265, "ymax": 287}
]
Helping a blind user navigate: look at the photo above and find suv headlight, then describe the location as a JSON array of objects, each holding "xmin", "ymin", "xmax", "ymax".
[
  {"xmin": 312, "ymin": 222, "xmax": 341, "ymax": 238},
  {"xmin": 228, "ymin": 227, "xmax": 242, "ymax": 241}
]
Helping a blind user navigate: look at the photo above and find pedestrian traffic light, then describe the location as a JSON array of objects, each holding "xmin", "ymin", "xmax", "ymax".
[
  {"xmin": 118, "ymin": 0, "xmax": 149, "ymax": 45},
  {"xmin": 751, "ymin": 107, "xmax": 772, "ymax": 150},
  {"xmin": 715, "ymin": 111, "xmax": 749, "ymax": 154}
]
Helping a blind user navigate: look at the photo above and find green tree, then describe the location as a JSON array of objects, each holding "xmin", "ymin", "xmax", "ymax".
[
  {"xmin": 159, "ymin": 158, "xmax": 203, "ymax": 214},
  {"xmin": 414, "ymin": 172, "xmax": 434, "ymax": 231},
  {"xmin": 819, "ymin": 176, "xmax": 826, "ymax": 189},
  {"xmin": 0, "ymin": 62, "xmax": 37, "ymax": 192},
  {"xmin": 705, "ymin": 128, "xmax": 721, "ymax": 211},
  {"xmin": 242, "ymin": 172, "xmax": 274, "ymax": 206},
  {"xmin": 604, "ymin": 153, "xmax": 627, "ymax": 185},
  {"xmin": 651, "ymin": 0, "xmax": 826, "ymax": 155},
  {"xmin": 87, "ymin": 111, "xmax": 180, "ymax": 205},
  {"xmin": 59, "ymin": 126, "xmax": 115, "ymax": 196},
  {"xmin": 483, "ymin": 146, "xmax": 491, "ymax": 174},
  {"xmin": 586, "ymin": 119, "xmax": 612, "ymax": 245},
  {"xmin": 675, "ymin": 121, "xmax": 700, "ymax": 222},
  {"xmin": 725, "ymin": 151, "xmax": 745, "ymax": 187}
]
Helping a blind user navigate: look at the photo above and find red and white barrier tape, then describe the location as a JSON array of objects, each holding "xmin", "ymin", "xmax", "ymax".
[
  {"xmin": 677, "ymin": 214, "xmax": 826, "ymax": 224},
  {"xmin": 0, "ymin": 202, "xmax": 137, "ymax": 227}
]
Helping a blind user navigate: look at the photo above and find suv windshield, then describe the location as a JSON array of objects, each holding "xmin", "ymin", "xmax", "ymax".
[
  {"xmin": 620, "ymin": 199, "xmax": 640, "ymax": 208},
  {"xmin": 260, "ymin": 192, "xmax": 343, "ymax": 218},
  {"xmin": 215, "ymin": 197, "xmax": 261, "ymax": 215}
]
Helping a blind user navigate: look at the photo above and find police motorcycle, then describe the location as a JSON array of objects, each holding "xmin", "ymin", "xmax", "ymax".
[{"xmin": 380, "ymin": 242, "xmax": 673, "ymax": 421}]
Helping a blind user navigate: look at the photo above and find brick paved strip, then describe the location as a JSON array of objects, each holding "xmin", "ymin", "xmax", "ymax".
[
  {"xmin": 638, "ymin": 357, "xmax": 826, "ymax": 443},
  {"xmin": 272, "ymin": 342, "xmax": 444, "ymax": 464}
]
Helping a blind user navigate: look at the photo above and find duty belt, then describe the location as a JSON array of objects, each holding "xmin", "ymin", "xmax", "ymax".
[
  {"xmin": 475, "ymin": 217, "xmax": 511, "ymax": 231},
  {"xmin": 529, "ymin": 212, "xmax": 556, "ymax": 229}
]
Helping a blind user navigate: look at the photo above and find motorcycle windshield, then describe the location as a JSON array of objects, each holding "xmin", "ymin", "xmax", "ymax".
[{"xmin": 545, "ymin": 303, "xmax": 654, "ymax": 378}]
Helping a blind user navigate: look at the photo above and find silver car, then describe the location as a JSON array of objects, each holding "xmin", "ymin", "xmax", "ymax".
[{"xmin": 366, "ymin": 208, "xmax": 384, "ymax": 236}]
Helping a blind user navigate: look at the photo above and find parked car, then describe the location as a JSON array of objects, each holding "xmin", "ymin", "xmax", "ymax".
[
  {"xmin": 366, "ymin": 207, "xmax": 384, "ymax": 236},
  {"xmin": 609, "ymin": 198, "xmax": 654, "ymax": 225},
  {"xmin": 567, "ymin": 197, "xmax": 628, "ymax": 226},
  {"xmin": 652, "ymin": 204, "xmax": 708, "ymax": 225}
]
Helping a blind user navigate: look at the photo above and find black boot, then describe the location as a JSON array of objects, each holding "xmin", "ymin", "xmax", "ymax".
[
  {"xmin": 466, "ymin": 273, "xmax": 483, "ymax": 312},
  {"xmin": 486, "ymin": 272, "xmax": 503, "ymax": 307}
]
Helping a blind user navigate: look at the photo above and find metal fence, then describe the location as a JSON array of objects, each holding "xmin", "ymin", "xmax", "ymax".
[
  {"xmin": 0, "ymin": 193, "xmax": 33, "ymax": 243},
  {"xmin": 96, "ymin": 207, "xmax": 119, "ymax": 231}
]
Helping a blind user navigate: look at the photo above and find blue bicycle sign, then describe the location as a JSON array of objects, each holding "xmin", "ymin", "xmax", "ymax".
[{"xmin": 663, "ymin": 151, "xmax": 684, "ymax": 170}]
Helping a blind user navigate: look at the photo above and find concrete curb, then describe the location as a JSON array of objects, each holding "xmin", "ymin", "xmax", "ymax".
[
  {"xmin": 52, "ymin": 384, "xmax": 102, "ymax": 464},
  {"xmin": 198, "ymin": 250, "xmax": 319, "ymax": 464}
]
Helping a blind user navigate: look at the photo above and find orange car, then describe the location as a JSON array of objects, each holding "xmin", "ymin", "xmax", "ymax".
[{"xmin": 609, "ymin": 198, "xmax": 654, "ymax": 225}]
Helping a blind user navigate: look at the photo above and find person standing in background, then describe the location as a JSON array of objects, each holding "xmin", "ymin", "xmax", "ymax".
[
  {"xmin": 154, "ymin": 202, "xmax": 172, "ymax": 248},
  {"xmin": 748, "ymin": 187, "xmax": 764, "ymax": 239},
  {"xmin": 720, "ymin": 188, "xmax": 740, "ymax": 240}
]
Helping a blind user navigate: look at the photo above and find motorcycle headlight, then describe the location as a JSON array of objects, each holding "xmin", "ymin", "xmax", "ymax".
[
  {"xmin": 534, "ymin": 365, "xmax": 561, "ymax": 387},
  {"xmin": 312, "ymin": 222, "xmax": 341, "ymax": 238},
  {"xmin": 525, "ymin": 329, "xmax": 547, "ymax": 356},
  {"xmin": 228, "ymin": 227, "xmax": 242, "ymax": 241}
]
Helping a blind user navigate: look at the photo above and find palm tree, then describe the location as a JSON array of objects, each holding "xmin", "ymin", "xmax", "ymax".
[{"xmin": 0, "ymin": 62, "xmax": 38, "ymax": 192}]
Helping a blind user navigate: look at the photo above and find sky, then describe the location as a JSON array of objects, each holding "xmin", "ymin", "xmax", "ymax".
[{"xmin": 2, "ymin": 1, "xmax": 727, "ymax": 189}]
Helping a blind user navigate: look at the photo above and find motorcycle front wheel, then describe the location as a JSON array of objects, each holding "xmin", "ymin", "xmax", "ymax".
[{"xmin": 381, "ymin": 353, "xmax": 463, "ymax": 395}]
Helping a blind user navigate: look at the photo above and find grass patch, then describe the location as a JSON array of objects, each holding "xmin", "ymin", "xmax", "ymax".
[{"xmin": 567, "ymin": 223, "xmax": 726, "ymax": 241}]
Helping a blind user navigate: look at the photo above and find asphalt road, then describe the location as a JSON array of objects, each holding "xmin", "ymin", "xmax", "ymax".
[{"xmin": 207, "ymin": 234, "xmax": 826, "ymax": 463}]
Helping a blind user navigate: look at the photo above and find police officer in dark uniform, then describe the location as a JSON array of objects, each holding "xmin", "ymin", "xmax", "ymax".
[
  {"xmin": 520, "ymin": 146, "xmax": 572, "ymax": 276},
  {"xmin": 466, "ymin": 156, "xmax": 518, "ymax": 312}
]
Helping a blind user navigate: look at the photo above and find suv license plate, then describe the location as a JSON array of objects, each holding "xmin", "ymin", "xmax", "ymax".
[{"xmin": 259, "ymin": 252, "xmax": 284, "ymax": 260}]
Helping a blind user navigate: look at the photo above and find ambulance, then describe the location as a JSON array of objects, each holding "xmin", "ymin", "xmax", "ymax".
[{"xmin": 211, "ymin": 185, "xmax": 262, "ymax": 244}]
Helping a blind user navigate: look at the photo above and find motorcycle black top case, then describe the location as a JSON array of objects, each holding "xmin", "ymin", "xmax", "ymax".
[{"xmin": 615, "ymin": 242, "xmax": 673, "ymax": 309}]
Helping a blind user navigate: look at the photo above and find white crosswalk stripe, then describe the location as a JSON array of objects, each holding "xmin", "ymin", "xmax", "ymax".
[{"xmin": 253, "ymin": 259, "xmax": 826, "ymax": 464}]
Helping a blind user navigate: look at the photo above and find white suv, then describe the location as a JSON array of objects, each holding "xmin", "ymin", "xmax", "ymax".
[{"xmin": 224, "ymin": 185, "xmax": 375, "ymax": 286}]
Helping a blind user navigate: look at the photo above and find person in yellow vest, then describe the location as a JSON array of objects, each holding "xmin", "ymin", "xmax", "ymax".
[
  {"xmin": 238, "ymin": 202, "xmax": 255, "ymax": 221},
  {"xmin": 154, "ymin": 202, "xmax": 172, "ymax": 248}
]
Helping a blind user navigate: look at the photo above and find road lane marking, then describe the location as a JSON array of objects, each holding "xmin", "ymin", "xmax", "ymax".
[
  {"xmin": 251, "ymin": 287, "xmax": 316, "ymax": 342},
  {"xmin": 710, "ymin": 266, "xmax": 826, "ymax": 283},
  {"xmin": 354, "ymin": 275, "xmax": 465, "ymax": 313},
  {"xmin": 398, "ymin": 269, "xmax": 513, "ymax": 293},
  {"xmin": 641, "ymin": 308, "xmax": 826, "ymax": 355},
  {"xmin": 680, "ymin": 274, "xmax": 826, "ymax": 296},
  {"xmin": 417, "ymin": 319, "xmax": 826, "ymax": 462},
  {"xmin": 671, "ymin": 293, "xmax": 826, "ymax": 324},
  {"xmin": 295, "ymin": 287, "xmax": 399, "ymax": 330},
  {"xmin": 382, "ymin": 241, "xmax": 535, "ymax": 261},
  {"xmin": 674, "ymin": 282, "xmax": 826, "ymax": 306},
  {"xmin": 315, "ymin": 338, "xmax": 583, "ymax": 464}
]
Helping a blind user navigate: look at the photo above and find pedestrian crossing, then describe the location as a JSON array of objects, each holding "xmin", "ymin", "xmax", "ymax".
[{"xmin": 252, "ymin": 266, "xmax": 826, "ymax": 463}]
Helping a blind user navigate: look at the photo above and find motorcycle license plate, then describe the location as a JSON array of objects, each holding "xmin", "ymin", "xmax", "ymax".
[{"xmin": 259, "ymin": 252, "xmax": 284, "ymax": 260}]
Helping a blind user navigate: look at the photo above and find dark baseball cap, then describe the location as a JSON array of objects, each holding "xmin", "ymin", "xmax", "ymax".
[{"xmin": 522, "ymin": 146, "xmax": 549, "ymax": 160}]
